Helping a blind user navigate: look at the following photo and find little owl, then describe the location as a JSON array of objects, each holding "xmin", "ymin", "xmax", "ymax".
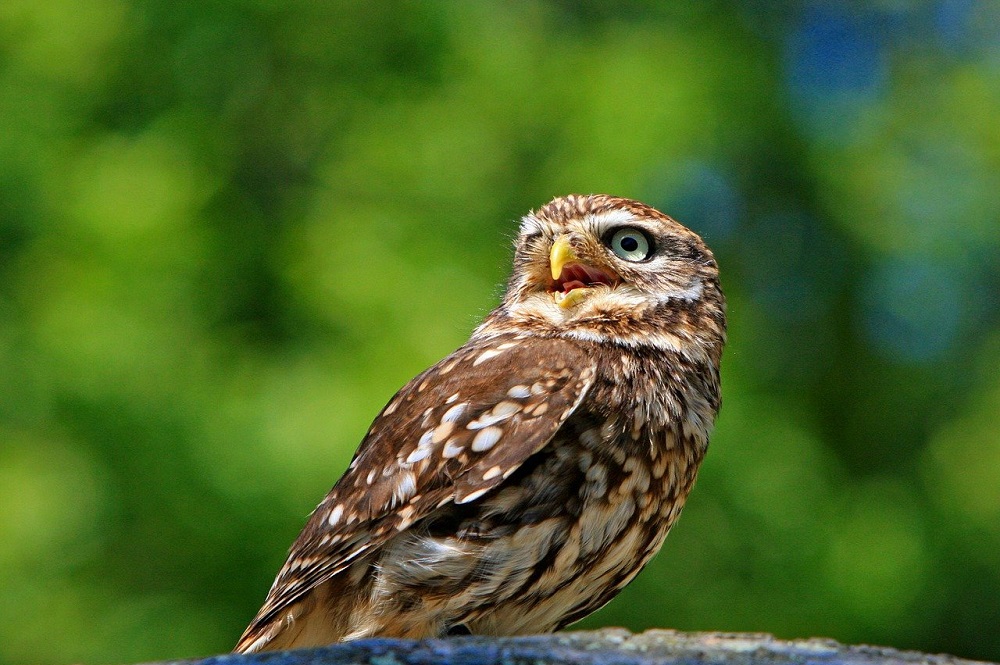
[{"xmin": 235, "ymin": 194, "xmax": 726, "ymax": 652}]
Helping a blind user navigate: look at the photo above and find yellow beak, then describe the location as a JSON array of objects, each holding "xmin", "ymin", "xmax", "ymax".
[{"xmin": 549, "ymin": 235, "xmax": 577, "ymax": 281}]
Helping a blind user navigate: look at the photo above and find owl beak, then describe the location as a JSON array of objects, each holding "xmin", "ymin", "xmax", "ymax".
[
  {"xmin": 549, "ymin": 236, "xmax": 576, "ymax": 281},
  {"xmin": 548, "ymin": 236, "xmax": 617, "ymax": 308}
]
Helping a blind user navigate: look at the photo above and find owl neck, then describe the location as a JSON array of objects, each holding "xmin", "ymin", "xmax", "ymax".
[{"xmin": 475, "ymin": 295, "xmax": 725, "ymax": 367}]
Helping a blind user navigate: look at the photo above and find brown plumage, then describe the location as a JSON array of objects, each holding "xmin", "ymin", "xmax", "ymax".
[{"xmin": 235, "ymin": 194, "xmax": 726, "ymax": 652}]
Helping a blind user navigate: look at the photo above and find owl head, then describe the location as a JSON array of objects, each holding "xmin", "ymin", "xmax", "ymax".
[{"xmin": 481, "ymin": 194, "xmax": 725, "ymax": 353}]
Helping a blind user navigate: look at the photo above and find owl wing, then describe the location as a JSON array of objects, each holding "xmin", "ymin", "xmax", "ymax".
[{"xmin": 236, "ymin": 335, "xmax": 596, "ymax": 651}]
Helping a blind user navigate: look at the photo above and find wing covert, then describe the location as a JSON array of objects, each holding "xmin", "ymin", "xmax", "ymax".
[{"xmin": 237, "ymin": 334, "xmax": 595, "ymax": 650}]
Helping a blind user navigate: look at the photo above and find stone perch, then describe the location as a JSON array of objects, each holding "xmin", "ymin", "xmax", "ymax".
[{"xmin": 148, "ymin": 630, "xmax": 993, "ymax": 665}]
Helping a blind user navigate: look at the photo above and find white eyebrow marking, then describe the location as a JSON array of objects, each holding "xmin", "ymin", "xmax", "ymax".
[
  {"xmin": 585, "ymin": 209, "xmax": 637, "ymax": 231},
  {"xmin": 518, "ymin": 216, "xmax": 543, "ymax": 236}
]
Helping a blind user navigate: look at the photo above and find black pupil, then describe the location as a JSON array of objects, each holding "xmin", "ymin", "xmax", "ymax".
[{"xmin": 620, "ymin": 236, "xmax": 639, "ymax": 252}]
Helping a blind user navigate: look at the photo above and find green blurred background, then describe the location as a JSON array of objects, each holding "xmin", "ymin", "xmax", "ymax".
[{"xmin": 2, "ymin": 1, "xmax": 999, "ymax": 663}]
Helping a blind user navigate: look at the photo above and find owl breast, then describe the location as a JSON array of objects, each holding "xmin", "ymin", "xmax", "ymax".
[{"xmin": 361, "ymin": 343, "xmax": 711, "ymax": 638}]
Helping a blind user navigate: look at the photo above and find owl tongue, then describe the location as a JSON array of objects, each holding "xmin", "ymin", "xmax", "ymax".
[{"xmin": 554, "ymin": 263, "xmax": 615, "ymax": 293}]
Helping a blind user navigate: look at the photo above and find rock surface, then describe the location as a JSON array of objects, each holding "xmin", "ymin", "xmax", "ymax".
[{"xmin": 150, "ymin": 630, "xmax": 993, "ymax": 665}]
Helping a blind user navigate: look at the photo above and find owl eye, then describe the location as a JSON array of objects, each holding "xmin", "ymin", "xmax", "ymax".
[{"xmin": 606, "ymin": 227, "xmax": 653, "ymax": 262}]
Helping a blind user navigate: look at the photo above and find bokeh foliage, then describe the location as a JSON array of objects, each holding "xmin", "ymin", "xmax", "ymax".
[{"xmin": 1, "ymin": 2, "xmax": 999, "ymax": 663}]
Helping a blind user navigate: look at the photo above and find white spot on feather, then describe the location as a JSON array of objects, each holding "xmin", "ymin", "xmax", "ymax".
[
  {"xmin": 328, "ymin": 504, "xmax": 344, "ymax": 526},
  {"xmin": 431, "ymin": 421, "xmax": 455, "ymax": 443},
  {"xmin": 471, "ymin": 426, "xmax": 503, "ymax": 452},
  {"xmin": 456, "ymin": 486, "xmax": 491, "ymax": 504},
  {"xmin": 670, "ymin": 278, "xmax": 704, "ymax": 302},
  {"xmin": 443, "ymin": 438, "xmax": 464, "ymax": 458},
  {"xmin": 507, "ymin": 385, "xmax": 531, "ymax": 398},
  {"xmin": 442, "ymin": 402, "xmax": 468, "ymax": 423},
  {"xmin": 467, "ymin": 401, "xmax": 521, "ymax": 430},
  {"xmin": 394, "ymin": 472, "xmax": 417, "ymax": 503},
  {"xmin": 483, "ymin": 465, "xmax": 503, "ymax": 480},
  {"xmin": 406, "ymin": 447, "xmax": 431, "ymax": 464},
  {"xmin": 396, "ymin": 505, "xmax": 416, "ymax": 529},
  {"xmin": 473, "ymin": 349, "xmax": 503, "ymax": 366}
]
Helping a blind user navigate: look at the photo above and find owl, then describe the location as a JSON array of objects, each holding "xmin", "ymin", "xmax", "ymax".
[{"xmin": 234, "ymin": 194, "xmax": 726, "ymax": 653}]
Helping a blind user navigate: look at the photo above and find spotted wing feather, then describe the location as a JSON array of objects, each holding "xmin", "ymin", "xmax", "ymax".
[{"xmin": 236, "ymin": 335, "xmax": 595, "ymax": 651}]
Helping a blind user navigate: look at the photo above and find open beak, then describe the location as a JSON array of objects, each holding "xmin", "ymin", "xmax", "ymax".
[
  {"xmin": 547, "ymin": 236, "xmax": 617, "ymax": 308},
  {"xmin": 550, "ymin": 235, "xmax": 577, "ymax": 281}
]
